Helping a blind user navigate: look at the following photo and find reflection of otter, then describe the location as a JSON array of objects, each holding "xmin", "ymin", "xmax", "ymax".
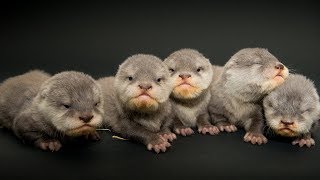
[
  {"xmin": 0, "ymin": 70, "xmax": 104, "ymax": 151},
  {"xmin": 99, "ymin": 54, "xmax": 175, "ymax": 153},
  {"xmin": 208, "ymin": 48, "xmax": 289, "ymax": 145},
  {"xmin": 164, "ymin": 49, "xmax": 219, "ymax": 136},
  {"xmin": 263, "ymin": 74, "xmax": 320, "ymax": 147}
]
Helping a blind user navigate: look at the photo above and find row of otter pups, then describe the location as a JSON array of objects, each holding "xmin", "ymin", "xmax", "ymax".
[{"xmin": 0, "ymin": 48, "xmax": 319, "ymax": 153}]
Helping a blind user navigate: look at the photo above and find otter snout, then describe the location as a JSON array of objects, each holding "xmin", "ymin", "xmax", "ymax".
[
  {"xmin": 275, "ymin": 63, "xmax": 284, "ymax": 70},
  {"xmin": 281, "ymin": 120, "xmax": 294, "ymax": 126},
  {"xmin": 138, "ymin": 83, "xmax": 152, "ymax": 91},
  {"xmin": 79, "ymin": 112, "xmax": 94, "ymax": 123},
  {"xmin": 179, "ymin": 73, "xmax": 191, "ymax": 80}
]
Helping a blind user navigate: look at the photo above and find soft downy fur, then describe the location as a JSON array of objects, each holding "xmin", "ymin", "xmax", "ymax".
[
  {"xmin": 263, "ymin": 74, "xmax": 320, "ymax": 147},
  {"xmin": 208, "ymin": 48, "xmax": 289, "ymax": 145},
  {"xmin": 0, "ymin": 70, "xmax": 104, "ymax": 151},
  {"xmin": 99, "ymin": 54, "xmax": 175, "ymax": 153},
  {"xmin": 164, "ymin": 49, "xmax": 219, "ymax": 136}
]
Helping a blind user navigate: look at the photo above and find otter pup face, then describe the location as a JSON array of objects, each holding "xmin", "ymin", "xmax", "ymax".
[
  {"xmin": 263, "ymin": 75, "xmax": 320, "ymax": 137},
  {"xmin": 38, "ymin": 71, "xmax": 104, "ymax": 136},
  {"xmin": 164, "ymin": 49, "xmax": 213, "ymax": 99},
  {"xmin": 224, "ymin": 48, "xmax": 289, "ymax": 98},
  {"xmin": 114, "ymin": 54, "xmax": 172, "ymax": 112}
]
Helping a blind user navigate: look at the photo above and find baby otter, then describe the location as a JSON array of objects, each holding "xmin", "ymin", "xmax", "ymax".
[
  {"xmin": 0, "ymin": 70, "xmax": 104, "ymax": 151},
  {"xmin": 164, "ymin": 49, "xmax": 219, "ymax": 136},
  {"xmin": 99, "ymin": 54, "xmax": 175, "ymax": 153},
  {"xmin": 208, "ymin": 48, "xmax": 289, "ymax": 145},
  {"xmin": 263, "ymin": 74, "xmax": 320, "ymax": 147}
]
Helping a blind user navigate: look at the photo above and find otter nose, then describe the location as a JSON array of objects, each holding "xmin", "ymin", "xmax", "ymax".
[
  {"xmin": 138, "ymin": 83, "xmax": 152, "ymax": 90},
  {"xmin": 179, "ymin": 74, "xmax": 191, "ymax": 79},
  {"xmin": 79, "ymin": 113, "xmax": 94, "ymax": 123},
  {"xmin": 281, "ymin": 120, "xmax": 294, "ymax": 126},
  {"xmin": 275, "ymin": 63, "xmax": 284, "ymax": 70}
]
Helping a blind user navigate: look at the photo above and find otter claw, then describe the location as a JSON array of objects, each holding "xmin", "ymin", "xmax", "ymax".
[
  {"xmin": 218, "ymin": 124, "xmax": 237, "ymax": 132},
  {"xmin": 174, "ymin": 127, "xmax": 194, "ymax": 136},
  {"xmin": 292, "ymin": 137, "xmax": 315, "ymax": 148},
  {"xmin": 159, "ymin": 132, "xmax": 177, "ymax": 142},
  {"xmin": 147, "ymin": 138, "xmax": 171, "ymax": 153},
  {"xmin": 37, "ymin": 139, "xmax": 62, "ymax": 152},
  {"xmin": 198, "ymin": 125, "xmax": 219, "ymax": 135},
  {"xmin": 244, "ymin": 132, "xmax": 268, "ymax": 145}
]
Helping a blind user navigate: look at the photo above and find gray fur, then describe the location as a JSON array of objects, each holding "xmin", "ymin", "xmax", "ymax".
[
  {"xmin": 164, "ymin": 49, "xmax": 217, "ymax": 134},
  {"xmin": 0, "ymin": 70, "xmax": 104, "ymax": 151},
  {"xmin": 208, "ymin": 48, "xmax": 289, "ymax": 144},
  {"xmin": 99, "ymin": 54, "xmax": 174, "ymax": 153},
  {"xmin": 263, "ymin": 74, "xmax": 320, "ymax": 139}
]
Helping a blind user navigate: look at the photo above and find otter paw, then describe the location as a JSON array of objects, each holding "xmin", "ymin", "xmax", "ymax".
[
  {"xmin": 198, "ymin": 125, "xmax": 219, "ymax": 135},
  {"xmin": 292, "ymin": 137, "xmax": 315, "ymax": 148},
  {"xmin": 244, "ymin": 132, "xmax": 268, "ymax": 145},
  {"xmin": 85, "ymin": 131, "xmax": 101, "ymax": 141},
  {"xmin": 174, "ymin": 127, "xmax": 194, "ymax": 136},
  {"xmin": 147, "ymin": 137, "xmax": 171, "ymax": 153},
  {"xmin": 218, "ymin": 124, "xmax": 237, "ymax": 133},
  {"xmin": 37, "ymin": 139, "xmax": 62, "ymax": 152},
  {"xmin": 159, "ymin": 132, "xmax": 177, "ymax": 142}
]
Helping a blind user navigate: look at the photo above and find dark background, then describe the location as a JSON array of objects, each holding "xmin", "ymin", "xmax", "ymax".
[{"xmin": 1, "ymin": 0, "xmax": 320, "ymax": 179}]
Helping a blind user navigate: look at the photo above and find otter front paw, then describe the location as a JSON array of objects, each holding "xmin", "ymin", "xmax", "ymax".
[
  {"xmin": 244, "ymin": 132, "xmax": 268, "ymax": 145},
  {"xmin": 174, "ymin": 127, "xmax": 194, "ymax": 136},
  {"xmin": 159, "ymin": 132, "xmax": 177, "ymax": 142},
  {"xmin": 147, "ymin": 137, "xmax": 171, "ymax": 153},
  {"xmin": 292, "ymin": 137, "xmax": 315, "ymax": 148},
  {"xmin": 84, "ymin": 130, "xmax": 101, "ymax": 141},
  {"xmin": 217, "ymin": 124, "xmax": 237, "ymax": 133},
  {"xmin": 35, "ymin": 139, "xmax": 62, "ymax": 152},
  {"xmin": 198, "ymin": 125, "xmax": 219, "ymax": 135}
]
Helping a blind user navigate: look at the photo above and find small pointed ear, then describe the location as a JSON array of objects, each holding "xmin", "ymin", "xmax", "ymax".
[{"xmin": 39, "ymin": 86, "xmax": 50, "ymax": 98}]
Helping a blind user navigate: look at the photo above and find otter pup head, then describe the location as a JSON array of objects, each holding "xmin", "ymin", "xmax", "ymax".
[
  {"xmin": 263, "ymin": 74, "xmax": 320, "ymax": 137},
  {"xmin": 224, "ymin": 48, "xmax": 289, "ymax": 101},
  {"xmin": 114, "ymin": 54, "xmax": 172, "ymax": 113},
  {"xmin": 164, "ymin": 49, "xmax": 213, "ymax": 99},
  {"xmin": 37, "ymin": 71, "xmax": 104, "ymax": 137}
]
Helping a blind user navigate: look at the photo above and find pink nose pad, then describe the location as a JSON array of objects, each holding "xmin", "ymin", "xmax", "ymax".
[
  {"xmin": 79, "ymin": 114, "xmax": 94, "ymax": 123},
  {"xmin": 275, "ymin": 63, "xmax": 284, "ymax": 70},
  {"xmin": 179, "ymin": 74, "xmax": 191, "ymax": 79},
  {"xmin": 138, "ymin": 84, "xmax": 152, "ymax": 90},
  {"xmin": 281, "ymin": 120, "xmax": 294, "ymax": 126}
]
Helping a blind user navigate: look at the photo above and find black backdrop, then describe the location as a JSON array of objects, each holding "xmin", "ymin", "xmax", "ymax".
[{"xmin": 1, "ymin": 0, "xmax": 320, "ymax": 179}]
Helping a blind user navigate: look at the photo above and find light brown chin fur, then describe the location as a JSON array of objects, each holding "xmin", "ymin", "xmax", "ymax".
[
  {"xmin": 65, "ymin": 125, "xmax": 96, "ymax": 137},
  {"xmin": 128, "ymin": 97, "xmax": 159, "ymax": 111},
  {"xmin": 275, "ymin": 129, "xmax": 299, "ymax": 137},
  {"xmin": 173, "ymin": 85, "xmax": 201, "ymax": 99}
]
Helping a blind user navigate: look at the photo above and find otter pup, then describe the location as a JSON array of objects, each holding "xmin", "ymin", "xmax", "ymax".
[
  {"xmin": 164, "ymin": 49, "xmax": 219, "ymax": 136},
  {"xmin": 208, "ymin": 48, "xmax": 289, "ymax": 145},
  {"xmin": 263, "ymin": 74, "xmax": 320, "ymax": 147},
  {"xmin": 0, "ymin": 70, "xmax": 104, "ymax": 151},
  {"xmin": 99, "ymin": 54, "xmax": 175, "ymax": 153}
]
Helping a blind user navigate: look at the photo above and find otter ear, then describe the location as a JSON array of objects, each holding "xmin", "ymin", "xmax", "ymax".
[{"xmin": 39, "ymin": 86, "xmax": 50, "ymax": 98}]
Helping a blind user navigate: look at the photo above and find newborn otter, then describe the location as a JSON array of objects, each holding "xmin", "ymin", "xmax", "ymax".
[
  {"xmin": 263, "ymin": 74, "xmax": 320, "ymax": 147},
  {"xmin": 0, "ymin": 70, "xmax": 104, "ymax": 151},
  {"xmin": 208, "ymin": 48, "xmax": 289, "ymax": 145},
  {"xmin": 164, "ymin": 49, "xmax": 219, "ymax": 136},
  {"xmin": 99, "ymin": 54, "xmax": 175, "ymax": 153}
]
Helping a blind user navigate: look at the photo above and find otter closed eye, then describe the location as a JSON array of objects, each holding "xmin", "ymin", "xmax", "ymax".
[
  {"xmin": 63, "ymin": 104, "xmax": 71, "ymax": 109},
  {"xmin": 197, "ymin": 67, "xmax": 203, "ymax": 72}
]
